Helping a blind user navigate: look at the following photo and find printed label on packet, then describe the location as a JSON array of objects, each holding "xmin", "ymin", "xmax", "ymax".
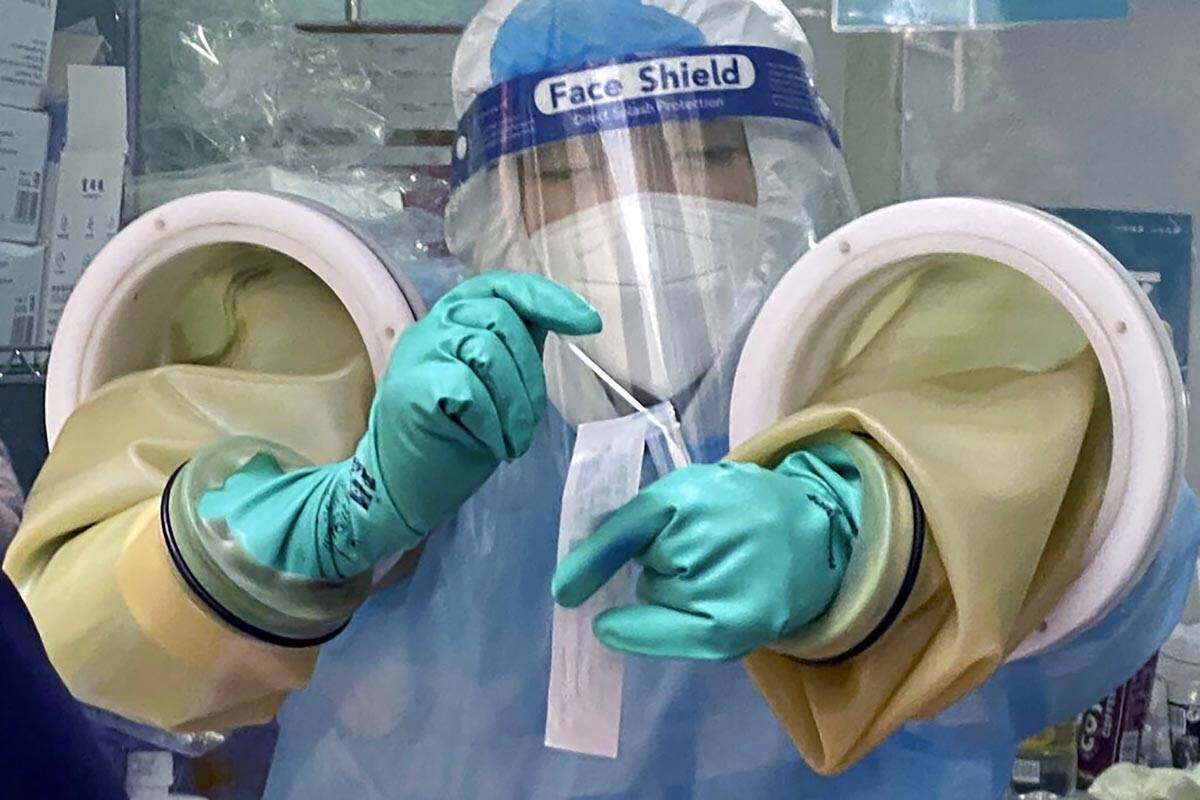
[
  {"xmin": 1169, "ymin": 700, "xmax": 1200, "ymax": 768},
  {"xmin": 1077, "ymin": 654, "xmax": 1159, "ymax": 784},
  {"xmin": 1011, "ymin": 758, "xmax": 1041, "ymax": 786}
]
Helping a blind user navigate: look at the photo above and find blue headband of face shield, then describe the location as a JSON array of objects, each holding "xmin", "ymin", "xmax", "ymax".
[
  {"xmin": 453, "ymin": 54, "xmax": 838, "ymax": 189},
  {"xmin": 449, "ymin": 0, "xmax": 839, "ymax": 187}
]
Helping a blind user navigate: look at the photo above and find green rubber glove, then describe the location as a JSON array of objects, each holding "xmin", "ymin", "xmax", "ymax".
[
  {"xmin": 200, "ymin": 272, "xmax": 602, "ymax": 579},
  {"xmin": 551, "ymin": 443, "xmax": 862, "ymax": 660}
]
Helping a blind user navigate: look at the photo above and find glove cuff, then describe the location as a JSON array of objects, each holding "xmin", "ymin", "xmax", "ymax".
[
  {"xmin": 736, "ymin": 431, "xmax": 926, "ymax": 665},
  {"xmin": 164, "ymin": 436, "xmax": 371, "ymax": 648}
]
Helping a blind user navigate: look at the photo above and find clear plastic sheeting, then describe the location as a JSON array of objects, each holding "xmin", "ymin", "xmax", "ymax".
[
  {"xmin": 131, "ymin": 0, "xmax": 462, "ymax": 259},
  {"xmin": 134, "ymin": 166, "xmax": 407, "ymax": 222},
  {"xmin": 278, "ymin": 0, "xmax": 481, "ymax": 24},
  {"xmin": 137, "ymin": 1, "xmax": 457, "ymax": 177},
  {"xmin": 84, "ymin": 705, "xmax": 225, "ymax": 759},
  {"xmin": 833, "ymin": 0, "xmax": 1127, "ymax": 30},
  {"xmin": 129, "ymin": 2, "xmax": 465, "ymax": 299},
  {"xmin": 0, "ymin": 437, "xmax": 23, "ymax": 556},
  {"xmin": 130, "ymin": 166, "xmax": 465, "ymax": 310},
  {"xmin": 897, "ymin": 0, "xmax": 1200, "ymax": 485}
]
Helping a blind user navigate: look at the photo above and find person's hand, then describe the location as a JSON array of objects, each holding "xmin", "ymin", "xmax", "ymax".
[
  {"xmin": 368, "ymin": 270, "xmax": 601, "ymax": 533},
  {"xmin": 551, "ymin": 445, "xmax": 861, "ymax": 660},
  {"xmin": 202, "ymin": 272, "xmax": 601, "ymax": 579}
]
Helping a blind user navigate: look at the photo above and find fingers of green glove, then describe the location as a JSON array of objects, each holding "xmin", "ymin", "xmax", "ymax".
[
  {"xmin": 455, "ymin": 329, "xmax": 536, "ymax": 458},
  {"xmin": 551, "ymin": 492, "xmax": 673, "ymax": 608},
  {"xmin": 593, "ymin": 605, "xmax": 735, "ymax": 660},
  {"xmin": 446, "ymin": 272, "xmax": 601, "ymax": 349},
  {"xmin": 432, "ymin": 359, "xmax": 509, "ymax": 463},
  {"xmin": 444, "ymin": 297, "xmax": 548, "ymax": 421}
]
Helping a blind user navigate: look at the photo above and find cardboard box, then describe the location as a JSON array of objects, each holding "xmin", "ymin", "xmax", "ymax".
[
  {"xmin": 0, "ymin": 241, "xmax": 44, "ymax": 346},
  {"xmin": 39, "ymin": 65, "xmax": 127, "ymax": 344},
  {"xmin": 47, "ymin": 27, "xmax": 110, "ymax": 105},
  {"xmin": 43, "ymin": 23, "xmax": 113, "ymax": 168},
  {"xmin": 0, "ymin": 103, "xmax": 49, "ymax": 244},
  {"xmin": 0, "ymin": 0, "xmax": 57, "ymax": 110}
]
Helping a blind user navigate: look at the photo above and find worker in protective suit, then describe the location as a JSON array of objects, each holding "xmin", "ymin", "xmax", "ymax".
[
  {"xmin": 4, "ymin": 0, "xmax": 1199, "ymax": 798},
  {"xmin": 262, "ymin": 0, "xmax": 887, "ymax": 794}
]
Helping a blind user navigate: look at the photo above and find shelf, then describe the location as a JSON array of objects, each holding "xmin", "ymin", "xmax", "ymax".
[{"xmin": 0, "ymin": 348, "xmax": 50, "ymax": 384}]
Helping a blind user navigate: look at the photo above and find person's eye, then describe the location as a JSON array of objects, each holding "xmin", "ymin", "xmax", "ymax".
[
  {"xmin": 536, "ymin": 168, "xmax": 575, "ymax": 182},
  {"xmin": 702, "ymin": 145, "xmax": 742, "ymax": 164},
  {"xmin": 538, "ymin": 158, "xmax": 609, "ymax": 183},
  {"xmin": 676, "ymin": 145, "xmax": 740, "ymax": 165}
]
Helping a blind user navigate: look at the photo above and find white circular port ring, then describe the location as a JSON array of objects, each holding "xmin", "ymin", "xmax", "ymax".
[
  {"xmin": 46, "ymin": 190, "xmax": 427, "ymax": 590},
  {"xmin": 46, "ymin": 190, "xmax": 424, "ymax": 447},
  {"xmin": 730, "ymin": 197, "xmax": 1186, "ymax": 660}
]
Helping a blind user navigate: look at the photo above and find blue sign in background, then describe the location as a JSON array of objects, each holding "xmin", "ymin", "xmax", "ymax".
[
  {"xmin": 452, "ymin": 45, "xmax": 837, "ymax": 186},
  {"xmin": 1048, "ymin": 208, "xmax": 1193, "ymax": 377},
  {"xmin": 835, "ymin": 0, "xmax": 1127, "ymax": 29}
]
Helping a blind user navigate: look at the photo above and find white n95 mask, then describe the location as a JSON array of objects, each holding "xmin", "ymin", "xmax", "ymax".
[{"xmin": 529, "ymin": 193, "xmax": 762, "ymax": 401}]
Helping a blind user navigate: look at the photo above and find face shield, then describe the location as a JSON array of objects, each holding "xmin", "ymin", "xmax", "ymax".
[{"xmin": 446, "ymin": 0, "xmax": 857, "ymax": 432}]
